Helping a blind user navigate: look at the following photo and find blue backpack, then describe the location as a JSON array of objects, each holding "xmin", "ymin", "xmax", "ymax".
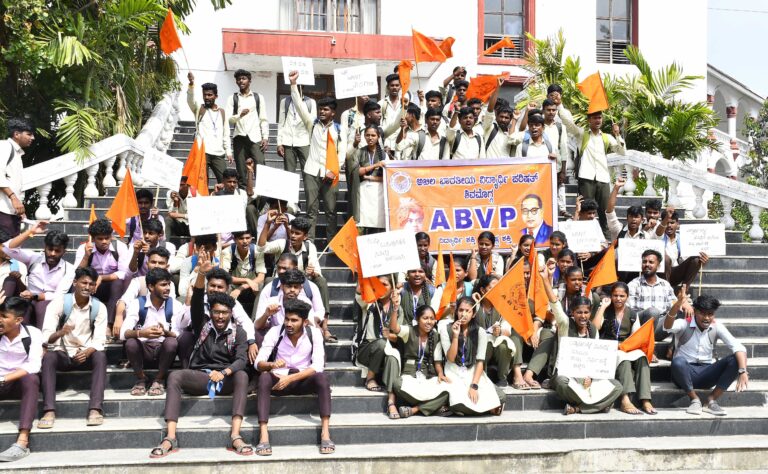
[
  {"xmin": 136, "ymin": 295, "xmax": 174, "ymax": 328},
  {"xmin": 59, "ymin": 293, "xmax": 101, "ymax": 336}
]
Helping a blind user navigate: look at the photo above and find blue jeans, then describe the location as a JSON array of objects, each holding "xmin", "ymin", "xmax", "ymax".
[{"xmin": 670, "ymin": 354, "xmax": 739, "ymax": 392}]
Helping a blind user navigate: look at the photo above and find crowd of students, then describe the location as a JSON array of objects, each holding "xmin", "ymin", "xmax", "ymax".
[{"xmin": 0, "ymin": 66, "xmax": 751, "ymax": 462}]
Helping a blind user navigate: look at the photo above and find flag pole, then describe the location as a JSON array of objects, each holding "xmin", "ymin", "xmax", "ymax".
[
  {"xmin": 698, "ymin": 267, "xmax": 703, "ymax": 297},
  {"xmin": 180, "ymin": 47, "xmax": 191, "ymax": 71},
  {"xmin": 410, "ymin": 26, "xmax": 422, "ymax": 90},
  {"xmin": 154, "ymin": 185, "xmax": 160, "ymax": 209}
]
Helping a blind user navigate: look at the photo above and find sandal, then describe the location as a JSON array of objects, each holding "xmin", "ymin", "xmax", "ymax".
[
  {"xmin": 130, "ymin": 380, "xmax": 147, "ymax": 396},
  {"xmin": 619, "ymin": 406, "xmax": 643, "ymax": 415},
  {"xmin": 526, "ymin": 380, "xmax": 542, "ymax": 390},
  {"xmin": 563, "ymin": 404, "xmax": 580, "ymax": 416},
  {"xmin": 149, "ymin": 437, "xmax": 178, "ymax": 458},
  {"xmin": 255, "ymin": 442, "xmax": 272, "ymax": 457},
  {"xmin": 436, "ymin": 406, "xmax": 454, "ymax": 417},
  {"xmin": 323, "ymin": 331, "xmax": 338, "ymax": 343},
  {"xmin": 228, "ymin": 436, "xmax": 254, "ymax": 456},
  {"xmin": 491, "ymin": 400, "xmax": 506, "ymax": 416},
  {"xmin": 86, "ymin": 410, "xmax": 104, "ymax": 426},
  {"xmin": 319, "ymin": 439, "xmax": 335, "ymax": 455},
  {"xmin": 37, "ymin": 414, "xmax": 55, "ymax": 430},
  {"xmin": 365, "ymin": 379, "xmax": 384, "ymax": 392},
  {"xmin": 386, "ymin": 402, "xmax": 400, "ymax": 420},
  {"xmin": 512, "ymin": 382, "xmax": 530, "ymax": 391},
  {"xmin": 398, "ymin": 406, "xmax": 413, "ymax": 419},
  {"xmin": 148, "ymin": 380, "xmax": 165, "ymax": 397}
]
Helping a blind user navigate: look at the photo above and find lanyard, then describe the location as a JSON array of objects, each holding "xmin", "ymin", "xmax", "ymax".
[
  {"xmin": 206, "ymin": 109, "xmax": 218, "ymax": 132},
  {"xmin": 417, "ymin": 337, "xmax": 426, "ymax": 372},
  {"xmin": 367, "ymin": 150, "xmax": 375, "ymax": 167},
  {"xmin": 459, "ymin": 338, "xmax": 466, "ymax": 367}
]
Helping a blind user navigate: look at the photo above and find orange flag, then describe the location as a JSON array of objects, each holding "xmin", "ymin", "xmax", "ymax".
[
  {"xmin": 412, "ymin": 29, "xmax": 447, "ymax": 63},
  {"xmin": 358, "ymin": 258, "xmax": 389, "ymax": 304},
  {"xmin": 159, "ymin": 8, "xmax": 183, "ymax": 55},
  {"xmin": 527, "ymin": 249, "xmax": 548, "ymax": 319},
  {"xmin": 398, "ymin": 60, "xmax": 413, "ymax": 106},
  {"xmin": 182, "ymin": 137, "xmax": 209, "ymax": 196},
  {"xmin": 88, "ymin": 204, "xmax": 97, "ymax": 225},
  {"xmin": 433, "ymin": 242, "xmax": 445, "ymax": 288},
  {"xmin": 577, "ymin": 72, "xmax": 609, "ymax": 114},
  {"xmin": 436, "ymin": 252, "xmax": 457, "ymax": 320},
  {"xmin": 619, "ymin": 319, "xmax": 656, "ymax": 362},
  {"xmin": 482, "ymin": 36, "xmax": 515, "ymax": 56},
  {"xmin": 328, "ymin": 218, "xmax": 360, "ymax": 272},
  {"xmin": 584, "ymin": 244, "xmax": 618, "ymax": 296},
  {"xmin": 466, "ymin": 74, "xmax": 507, "ymax": 103},
  {"xmin": 438, "ymin": 37, "xmax": 455, "ymax": 58},
  {"xmin": 485, "ymin": 260, "xmax": 534, "ymax": 340},
  {"xmin": 105, "ymin": 169, "xmax": 140, "ymax": 238},
  {"xmin": 326, "ymin": 130, "xmax": 340, "ymax": 187}
]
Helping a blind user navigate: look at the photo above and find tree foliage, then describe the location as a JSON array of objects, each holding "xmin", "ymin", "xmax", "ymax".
[{"xmin": 743, "ymin": 100, "xmax": 768, "ymax": 188}]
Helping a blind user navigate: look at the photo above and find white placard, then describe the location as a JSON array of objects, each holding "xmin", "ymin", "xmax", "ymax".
[
  {"xmin": 617, "ymin": 238, "xmax": 665, "ymax": 272},
  {"xmin": 334, "ymin": 64, "xmax": 378, "ymax": 99},
  {"xmin": 140, "ymin": 149, "xmax": 184, "ymax": 191},
  {"xmin": 680, "ymin": 224, "xmax": 726, "ymax": 258},
  {"xmin": 282, "ymin": 57, "xmax": 315, "ymax": 86},
  {"xmin": 357, "ymin": 229, "xmax": 421, "ymax": 278},
  {"xmin": 557, "ymin": 220, "xmax": 605, "ymax": 253},
  {"xmin": 254, "ymin": 165, "xmax": 300, "ymax": 204},
  {"xmin": 556, "ymin": 337, "xmax": 618, "ymax": 379},
  {"xmin": 187, "ymin": 195, "xmax": 247, "ymax": 236}
]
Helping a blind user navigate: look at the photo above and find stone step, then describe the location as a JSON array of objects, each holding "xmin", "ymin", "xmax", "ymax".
[
  {"xmin": 716, "ymin": 319, "xmax": 768, "ymax": 338},
  {"xmin": 688, "ymin": 284, "xmax": 768, "ymax": 301},
  {"xmin": 5, "ymin": 405, "xmax": 768, "ymax": 452},
  {"xmin": 715, "ymin": 302, "xmax": 768, "ymax": 319},
  {"xmin": 707, "ymin": 256, "xmax": 768, "ymax": 271}
]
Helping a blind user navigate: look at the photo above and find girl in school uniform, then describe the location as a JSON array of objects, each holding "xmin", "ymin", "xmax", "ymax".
[
  {"xmin": 468, "ymin": 231, "xmax": 504, "ymax": 282},
  {"xmin": 541, "ymin": 231, "xmax": 568, "ymax": 263},
  {"xmin": 600, "ymin": 282, "xmax": 657, "ymax": 415},
  {"xmin": 415, "ymin": 232, "xmax": 436, "ymax": 282},
  {"xmin": 506, "ymin": 234, "xmax": 535, "ymax": 271},
  {"xmin": 351, "ymin": 125, "xmax": 387, "ymax": 234},
  {"xmin": 383, "ymin": 304, "xmax": 452, "ymax": 419},
  {"xmin": 430, "ymin": 256, "xmax": 473, "ymax": 317},
  {"xmin": 439, "ymin": 296, "xmax": 505, "ymax": 416},
  {"xmin": 399, "ymin": 268, "xmax": 435, "ymax": 326}
]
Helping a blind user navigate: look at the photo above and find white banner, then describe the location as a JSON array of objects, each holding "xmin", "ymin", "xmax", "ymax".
[
  {"xmin": 334, "ymin": 64, "xmax": 378, "ymax": 99},
  {"xmin": 282, "ymin": 57, "xmax": 315, "ymax": 86},
  {"xmin": 617, "ymin": 238, "xmax": 665, "ymax": 272},
  {"xmin": 140, "ymin": 149, "xmax": 184, "ymax": 191},
  {"xmin": 254, "ymin": 165, "xmax": 300, "ymax": 204},
  {"xmin": 557, "ymin": 220, "xmax": 605, "ymax": 253},
  {"xmin": 357, "ymin": 229, "xmax": 421, "ymax": 278},
  {"xmin": 187, "ymin": 195, "xmax": 247, "ymax": 236},
  {"xmin": 680, "ymin": 224, "xmax": 726, "ymax": 258},
  {"xmin": 556, "ymin": 337, "xmax": 618, "ymax": 379}
]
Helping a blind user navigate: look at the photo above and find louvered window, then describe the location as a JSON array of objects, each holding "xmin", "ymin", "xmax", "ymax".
[
  {"xmin": 483, "ymin": 0, "xmax": 524, "ymax": 59},
  {"xmin": 596, "ymin": 0, "xmax": 631, "ymax": 64}
]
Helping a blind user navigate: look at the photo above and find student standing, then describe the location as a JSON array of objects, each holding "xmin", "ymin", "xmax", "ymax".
[
  {"xmin": 350, "ymin": 125, "xmax": 387, "ymax": 233},
  {"xmin": 187, "ymin": 73, "xmax": 232, "ymax": 184},
  {"xmin": 0, "ymin": 119, "xmax": 34, "ymax": 238},
  {"xmin": 277, "ymin": 87, "xmax": 316, "ymax": 173},
  {"xmin": 226, "ymin": 69, "xmax": 269, "ymax": 189}
]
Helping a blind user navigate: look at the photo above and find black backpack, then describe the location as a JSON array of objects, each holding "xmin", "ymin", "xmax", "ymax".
[
  {"xmin": 439, "ymin": 133, "xmax": 482, "ymax": 159},
  {"xmin": 268, "ymin": 326, "xmax": 314, "ymax": 362},
  {"xmin": 233, "ymin": 92, "xmax": 260, "ymax": 117}
]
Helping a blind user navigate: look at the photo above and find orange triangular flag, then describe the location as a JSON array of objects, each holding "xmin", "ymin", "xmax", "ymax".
[
  {"xmin": 326, "ymin": 130, "xmax": 340, "ymax": 187},
  {"xmin": 528, "ymin": 249, "xmax": 548, "ymax": 319},
  {"xmin": 485, "ymin": 260, "xmax": 534, "ymax": 340},
  {"xmin": 619, "ymin": 319, "xmax": 656, "ymax": 362},
  {"xmin": 412, "ymin": 29, "xmax": 447, "ymax": 63},
  {"xmin": 88, "ymin": 204, "xmax": 97, "ymax": 225},
  {"xmin": 159, "ymin": 8, "xmax": 182, "ymax": 55},
  {"xmin": 358, "ymin": 257, "xmax": 389, "ymax": 304},
  {"xmin": 482, "ymin": 36, "xmax": 515, "ymax": 56},
  {"xmin": 398, "ymin": 60, "xmax": 413, "ymax": 106},
  {"xmin": 466, "ymin": 74, "xmax": 507, "ymax": 103},
  {"xmin": 105, "ymin": 169, "xmax": 140, "ymax": 237},
  {"xmin": 438, "ymin": 37, "xmax": 455, "ymax": 58},
  {"xmin": 577, "ymin": 72, "xmax": 609, "ymax": 114},
  {"xmin": 329, "ymin": 218, "xmax": 360, "ymax": 272},
  {"xmin": 433, "ymin": 242, "xmax": 445, "ymax": 288},
  {"xmin": 436, "ymin": 252, "xmax": 457, "ymax": 320},
  {"xmin": 584, "ymin": 244, "xmax": 618, "ymax": 296},
  {"xmin": 182, "ymin": 137, "xmax": 209, "ymax": 196}
]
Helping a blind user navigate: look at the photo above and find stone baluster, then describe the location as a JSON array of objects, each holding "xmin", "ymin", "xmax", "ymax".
[
  {"xmin": 131, "ymin": 152, "xmax": 144, "ymax": 185},
  {"xmin": 84, "ymin": 164, "xmax": 100, "ymax": 198},
  {"xmin": 667, "ymin": 178, "xmax": 682, "ymax": 208},
  {"xmin": 35, "ymin": 183, "xmax": 52, "ymax": 220},
  {"xmin": 691, "ymin": 186, "xmax": 707, "ymax": 219},
  {"xmin": 103, "ymin": 154, "xmax": 117, "ymax": 187},
  {"xmin": 643, "ymin": 171, "xmax": 657, "ymax": 197},
  {"xmin": 719, "ymin": 195, "xmax": 735, "ymax": 230},
  {"xmin": 116, "ymin": 151, "xmax": 128, "ymax": 185},
  {"xmin": 748, "ymin": 204, "xmax": 765, "ymax": 241},
  {"xmin": 61, "ymin": 173, "xmax": 79, "ymax": 209},
  {"xmin": 622, "ymin": 164, "xmax": 636, "ymax": 196}
]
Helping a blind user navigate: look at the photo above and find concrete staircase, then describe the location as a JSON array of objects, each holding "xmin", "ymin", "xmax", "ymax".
[{"xmin": 4, "ymin": 121, "xmax": 768, "ymax": 472}]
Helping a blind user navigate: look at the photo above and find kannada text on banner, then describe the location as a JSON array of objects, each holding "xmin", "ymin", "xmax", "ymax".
[{"xmin": 383, "ymin": 159, "xmax": 557, "ymax": 252}]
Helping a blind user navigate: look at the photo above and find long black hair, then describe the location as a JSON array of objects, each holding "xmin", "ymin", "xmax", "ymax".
[
  {"xmin": 455, "ymin": 296, "xmax": 480, "ymax": 367},
  {"xmin": 415, "ymin": 304, "xmax": 439, "ymax": 376}
]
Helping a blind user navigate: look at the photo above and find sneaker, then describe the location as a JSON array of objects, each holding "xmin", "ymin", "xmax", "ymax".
[
  {"xmin": 0, "ymin": 443, "xmax": 30, "ymax": 462},
  {"xmin": 686, "ymin": 399, "xmax": 703, "ymax": 415},
  {"xmin": 704, "ymin": 401, "xmax": 727, "ymax": 416}
]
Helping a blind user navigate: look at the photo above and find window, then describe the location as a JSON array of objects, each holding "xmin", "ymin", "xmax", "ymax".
[
  {"xmin": 596, "ymin": 0, "xmax": 631, "ymax": 64},
  {"xmin": 281, "ymin": 0, "xmax": 378, "ymax": 34},
  {"xmin": 482, "ymin": 0, "xmax": 525, "ymax": 59}
]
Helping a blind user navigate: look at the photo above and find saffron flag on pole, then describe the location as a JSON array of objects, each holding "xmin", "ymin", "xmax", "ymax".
[
  {"xmin": 159, "ymin": 8, "xmax": 182, "ymax": 55},
  {"xmin": 466, "ymin": 74, "xmax": 507, "ymax": 103},
  {"xmin": 329, "ymin": 218, "xmax": 360, "ymax": 272},
  {"xmin": 326, "ymin": 130, "xmax": 340, "ymax": 187},
  {"xmin": 584, "ymin": 244, "xmax": 618, "ymax": 296},
  {"xmin": 482, "ymin": 36, "xmax": 515, "ymax": 56},
  {"xmin": 438, "ymin": 37, "xmax": 455, "ymax": 58},
  {"xmin": 88, "ymin": 204, "xmax": 97, "ymax": 225},
  {"xmin": 411, "ymin": 29, "xmax": 447, "ymax": 63},
  {"xmin": 433, "ymin": 242, "xmax": 446, "ymax": 288},
  {"xmin": 436, "ymin": 252, "xmax": 457, "ymax": 320},
  {"xmin": 577, "ymin": 72, "xmax": 609, "ymax": 114},
  {"xmin": 105, "ymin": 168, "xmax": 140, "ymax": 238},
  {"xmin": 619, "ymin": 319, "xmax": 656, "ymax": 362},
  {"xmin": 485, "ymin": 259, "xmax": 534, "ymax": 340},
  {"xmin": 358, "ymin": 258, "xmax": 389, "ymax": 303},
  {"xmin": 182, "ymin": 137, "xmax": 209, "ymax": 196},
  {"xmin": 398, "ymin": 60, "xmax": 413, "ymax": 106}
]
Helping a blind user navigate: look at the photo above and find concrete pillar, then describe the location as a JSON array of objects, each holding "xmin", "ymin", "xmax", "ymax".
[{"xmin": 726, "ymin": 105, "xmax": 738, "ymax": 139}]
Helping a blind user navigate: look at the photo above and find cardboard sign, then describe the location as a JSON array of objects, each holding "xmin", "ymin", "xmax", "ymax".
[
  {"xmin": 282, "ymin": 57, "xmax": 315, "ymax": 86},
  {"xmin": 556, "ymin": 337, "xmax": 618, "ymax": 379},
  {"xmin": 187, "ymin": 195, "xmax": 247, "ymax": 236},
  {"xmin": 558, "ymin": 220, "xmax": 605, "ymax": 253},
  {"xmin": 334, "ymin": 64, "xmax": 378, "ymax": 99},
  {"xmin": 617, "ymin": 238, "xmax": 665, "ymax": 272},
  {"xmin": 680, "ymin": 224, "xmax": 726, "ymax": 258},
  {"xmin": 357, "ymin": 229, "xmax": 421, "ymax": 278},
  {"xmin": 254, "ymin": 164, "xmax": 300, "ymax": 204},
  {"xmin": 140, "ymin": 149, "xmax": 183, "ymax": 191}
]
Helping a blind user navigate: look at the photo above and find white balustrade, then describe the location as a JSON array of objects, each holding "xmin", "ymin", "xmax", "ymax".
[
  {"xmin": 643, "ymin": 171, "xmax": 657, "ymax": 196},
  {"xmin": 622, "ymin": 164, "xmax": 636, "ymax": 196},
  {"xmin": 34, "ymin": 183, "xmax": 52, "ymax": 220},
  {"xmin": 83, "ymin": 164, "xmax": 99, "ymax": 198},
  {"xmin": 667, "ymin": 179, "xmax": 682, "ymax": 208},
  {"xmin": 61, "ymin": 173, "xmax": 78, "ymax": 209},
  {"xmin": 748, "ymin": 205, "xmax": 764, "ymax": 241},
  {"xmin": 720, "ymin": 195, "xmax": 735, "ymax": 230}
]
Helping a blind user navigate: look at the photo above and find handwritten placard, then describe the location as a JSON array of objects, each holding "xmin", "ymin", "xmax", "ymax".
[
  {"xmin": 140, "ymin": 149, "xmax": 183, "ymax": 191},
  {"xmin": 680, "ymin": 224, "xmax": 726, "ymax": 258},
  {"xmin": 254, "ymin": 165, "xmax": 300, "ymax": 204},
  {"xmin": 187, "ymin": 195, "xmax": 247, "ymax": 236},
  {"xmin": 334, "ymin": 64, "xmax": 378, "ymax": 100},
  {"xmin": 556, "ymin": 337, "xmax": 618, "ymax": 379},
  {"xmin": 617, "ymin": 238, "xmax": 665, "ymax": 272},
  {"xmin": 557, "ymin": 220, "xmax": 605, "ymax": 253},
  {"xmin": 357, "ymin": 229, "xmax": 421, "ymax": 278},
  {"xmin": 282, "ymin": 57, "xmax": 315, "ymax": 86}
]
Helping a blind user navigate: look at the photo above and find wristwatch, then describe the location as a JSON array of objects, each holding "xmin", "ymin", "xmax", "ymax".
[
  {"xmin": 738, "ymin": 368, "xmax": 748, "ymax": 375},
  {"xmin": 470, "ymin": 383, "xmax": 479, "ymax": 390}
]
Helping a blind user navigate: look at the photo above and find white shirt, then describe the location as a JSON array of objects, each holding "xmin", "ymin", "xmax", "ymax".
[
  {"xmin": 277, "ymin": 96, "xmax": 316, "ymax": 147},
  {"xmin": 255, "ymin": 325, "xmax": 325, "ymax": 375},
  {"xmin": 226, "ymin": 91, "xmax": 270, "ymax": 142},
  {"xmin": 291, "ymin": 84, "xmax": 347, "ymax": 178},
  {"xmin": 118, "ymin": 276, "xmax": 177, "ymax": 304},
  {"xmin": 559, "ymin": 105, "xmax": 625, "ymax": 183},
  {"xmin": 443, "ymin": 128, "xmax": 485, "ymax": 160},
  {"xmin": 0, "ymin": 325, "xmax": 43, "ymax": 376},
  {"xmin": 120, "ymin": 296, "xmax": 189, "ymax": 342},
  {"xmin": 258, "ymin": 238, "xmax": 321, "ymax": 276},
  {"xmin": 514, "ymin": 136, "xmax": 552, "ymax": 158},
  {"xmin": 396, "ymin": 129, "xmax": 442, "ymax": 161},
  {"xmin": 255, "ymin": 292, "xmax": 319, "ymax": 328},
  {"xmin": 255, "ymin": 279, "xmax": 325, "ymax": 323},
  {"xmin": 482, "ymin": 114, "xmax": 514, "ymax": 158},
  {"xmin": 187, "ymin": 87, "xmax": 232, "ymax": 156},
  {"xmin": 42, "ymin": 296, "xmax": 107, "ymax": 357},
  {"xmin": 543, "ymin": 121, "xmax": 569, "ymax": 172},
  {"xmin": 669, "ymin": 319, "xmax": 746, "ymax": 364},
  {"xmin": 0, "ymin": 139, "xmax": 24, "ymax": 215}
]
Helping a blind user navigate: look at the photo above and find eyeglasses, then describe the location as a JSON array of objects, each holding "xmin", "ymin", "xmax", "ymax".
[{"xmin": 521, "ymin": 207, "xmax": 541, "ymax": 216}]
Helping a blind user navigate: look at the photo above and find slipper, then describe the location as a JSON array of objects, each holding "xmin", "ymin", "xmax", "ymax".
[
  {"xmin": 619, "ymin": 406, "xmax": 644, "ymax": 415},
  {"xmin": 398, "ymin": 406, "xmax": 412, "ymax": 419},
  {"xmin": 255, "ymin": 442, "xmax": 272, "ymax": 457},
  {"xmin": 130, "ymin": 381, "xmax": 147, "ymax": 397},
  {"xmin": 365, "ymin": 379, "xmax": 384, "ymax": 392},
  {"xmin": 491, "ymin": 400, "xmax": 506, "ymax": 416},
  {"xmin": 86, "ymin": 411, "xmax": 104, "ymax": 426},
  {"xmin": 436, "ymin": 406, "xmax": 454, "ymax": 417},
  {"xmin": 319, "ymin": 439, "xmax": 335, "ymax": 455},
  {"xmin": 563, "ymin": 404, "xmax": 579, "ymax": 416},
  {"xmin": 149, "ymin": 437, "xmax": 178, "ymax": 459},
  {"xmin": 148, "ymin": 380, "xmax": 166, "ymax": 397},
  {"xmin": 526, "ymin": 380, "xmax": 542, "ymax": 390},
  {"xmin": 227, "ymin": 436, "xmax": 254, "ymax": 456},
  {"xmin": 386, "ymin": 402, "xmax": 400, "ymax": 420},
  {"xmin": 323, "ymin": 332, "xmax": 339, "ymax": 343},
  {"xmin": 37, "ymin": 415, "xmax": 55, "ymax": 430},
  {"xmin": 512, "ymin": 382, "xmax": 530, "ymax": 391}
]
